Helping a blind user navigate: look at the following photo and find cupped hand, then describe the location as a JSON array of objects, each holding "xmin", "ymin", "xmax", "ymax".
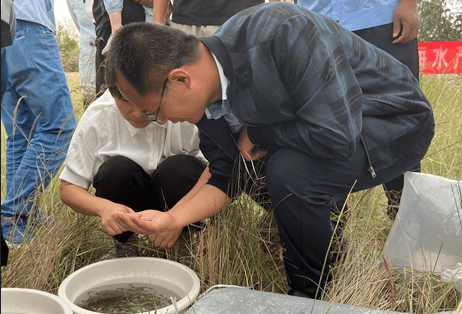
[
  {"xmin": 149, "ymin": 227, "xmax": 183, "ymax": 248},
  {"xmin": 100, "ymin": 203, "xmax": 136, "ymax": 235},
  {"xmin": 113, "ymin": 210, "xmax": 176, "ymax": 235},
  {"xmin": 392, "ymin": 0, "xmax": 419, "ymax": 44}
]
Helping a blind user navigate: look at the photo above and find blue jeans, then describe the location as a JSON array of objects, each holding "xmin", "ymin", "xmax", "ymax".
[
  {"xmin": 1, "ymin": 20, "xmax": 77, "ymax": 244},
  {"xmin": 66, "ymin": 0, "xmax": 97, "ymax": 95}
]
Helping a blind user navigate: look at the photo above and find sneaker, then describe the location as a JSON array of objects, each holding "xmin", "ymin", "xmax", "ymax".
[
  {"xmin": 330, "ymin": 236, "xmax": 348, "ymax": 263},
  {"xmin": 100, "ymin": 233, "xmax": 138, "ymax": 260},
  {"xmin": 330, "ymin": 221, "xmax": 348, "ymax": 263},
  {"xmin": 288, "ymin": 289, "xmax": 311, "ymax": 298}
]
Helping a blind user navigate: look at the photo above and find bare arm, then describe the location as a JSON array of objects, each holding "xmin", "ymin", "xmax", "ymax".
[
  {"xmin": 175, "ymin": 185, "xmax": 228, "ymax": 223},
  {"xmin": 147, "ymin": 166, "xmax": 214, "ymax": 248},
  {"xmin": 113, "ymin": 174, "xmax": 229, "ymax": 237},
  {"xmin": 392, "ymin": 0, "xmax": 419, "ymax": 44},
  {"xmin": 112, "ymin": 166, "xmax": 229, "ymax": 248},
  {"xmin": 153, "ymin": 0, "xmax": 170, "ymax": 24},
  {"xmin": 133, "ymin": 0, "xmax": 153, "ymax": 7},
  {"xmin": 108, "ymin": 11, "xmax": 123, "ymax": 34},
  {"xmin": 60, "ymin": 180, "xmax": 135, "ymax": 235},
  {"xmin": 173, "ymin": 166, "xmax": 212, "ymax": 207}
]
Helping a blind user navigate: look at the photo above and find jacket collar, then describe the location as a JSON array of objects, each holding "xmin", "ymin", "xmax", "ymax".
[{"xmin": 201, "ymin": 36, "xmax": 234, "ymax": 88}]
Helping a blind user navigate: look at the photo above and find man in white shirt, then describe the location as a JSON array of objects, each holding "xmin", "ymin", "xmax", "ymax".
[{"xmin": 59, "ymin": 89, "xmax": 208, "ymax": 257}]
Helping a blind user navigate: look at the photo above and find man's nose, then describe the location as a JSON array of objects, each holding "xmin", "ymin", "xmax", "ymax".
[{"xmin": 132, "ymin": 109, "xmax": 147, "ymax": 120}]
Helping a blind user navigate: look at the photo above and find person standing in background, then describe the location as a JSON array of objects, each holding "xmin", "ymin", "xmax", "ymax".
[
  {"xmin": 92, "ymin": 0, "xmax": 146, "ymax": 95},
  {"xmin": 296, "ymin": 0, "xmax": 419, "ymax": 78},
  {"xmin": 1, "ymin": 0, "xmax": 77, "ymax": 244},
  {"xmin": 152, "ymin": 0, "xmax": 273, "ymax": 37},
  {"xmin": 66, "ymin": 0, "xmax": 97, "ymax": 106},
  {"xmin": 101, "ymin": 0, "xmax": 172, "ymax": 56},
  {"xmin": 106, "ymin": 0, "xmax": 156, "ymax": 26}
]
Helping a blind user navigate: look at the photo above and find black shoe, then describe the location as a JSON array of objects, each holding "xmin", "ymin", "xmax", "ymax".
[
  {"xmin": 100, "ymin": 233, "xmax": 138, "ymax": 261},
  {"xmin": 330, "ymin": 236, "xmax": 348, "ymax": 263},
  {"xmin": 288, "ymin": 289, "xmax": 310, "ymax": 298}
]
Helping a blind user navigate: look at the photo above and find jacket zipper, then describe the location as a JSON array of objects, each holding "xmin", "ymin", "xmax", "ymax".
[{"xmin": 360, "ymin": 135, "xmax": 377, "ymax": 178}]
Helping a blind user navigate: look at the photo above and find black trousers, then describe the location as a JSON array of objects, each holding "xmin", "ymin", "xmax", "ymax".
[
  {"xmin": 92, "ymin": 0, "xmax": 145, "ymax": 95},
  {"xmin": 92, "ymin": 155, "xmax": 206, "ymax": 243},
  {"xmin": 242, "ymin": 130, "xmax": 431, "ymax": 299},
  {"xmin": 1, "ymin": 231, "xmax": 8, "ymax": 266}
]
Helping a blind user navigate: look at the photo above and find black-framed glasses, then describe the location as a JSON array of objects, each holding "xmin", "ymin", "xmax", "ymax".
[{"xmin": 142, "ymin": 63, "xmax": 182, "ymax": 123}]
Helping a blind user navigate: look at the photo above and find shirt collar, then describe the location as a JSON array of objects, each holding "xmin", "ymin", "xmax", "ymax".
[
  {"xmin": 211, "ymin": 52, "xmax": 229, "ymax": 101},
  {"xmin": 205, "ymin": 52, "xmax": 229, "ymax": 119},
  {"xmin": 123, "ymin": 119, "xmax": 168, "ymax": 137}
]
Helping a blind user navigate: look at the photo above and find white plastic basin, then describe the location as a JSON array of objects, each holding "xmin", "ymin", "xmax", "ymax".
[
  {"xmin": 58, "ymin": 257, "xmax": 200, "ymax": 314},
  {"xmin": 1, "ymin": 288, "xmax": 73, "ymax": 314}
]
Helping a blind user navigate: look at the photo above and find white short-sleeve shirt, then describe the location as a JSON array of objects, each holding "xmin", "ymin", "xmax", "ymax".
[{"xmin": 60, "ymin": 90, "xmax": 207, "ymax": 189}]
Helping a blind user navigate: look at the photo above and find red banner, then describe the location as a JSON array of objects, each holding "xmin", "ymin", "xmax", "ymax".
[{"xmin": 418, "ymin": 41, "xmax": 462, "ymax": 74}]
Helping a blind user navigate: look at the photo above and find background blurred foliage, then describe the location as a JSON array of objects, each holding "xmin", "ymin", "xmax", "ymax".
[
  {"xmin": 418, "ymin": 0, "xmax": 462, "ymax": 42},
  {"xmin": 56, "ymin": 20, "xmax": 79, "ymax": 72}
]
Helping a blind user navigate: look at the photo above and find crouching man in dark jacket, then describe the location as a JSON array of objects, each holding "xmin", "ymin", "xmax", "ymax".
[{"xmin": 105, "ymin": 2, "xmax": 434, "ymax": 299}]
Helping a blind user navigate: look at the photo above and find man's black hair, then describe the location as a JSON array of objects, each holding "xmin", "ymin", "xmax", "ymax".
[{"xmin": 106, "ymin": 22, "xmax": 201, "ymax": 97}]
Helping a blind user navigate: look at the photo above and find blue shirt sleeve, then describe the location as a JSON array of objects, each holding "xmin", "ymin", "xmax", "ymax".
[{"xmin": 104, "ymin": 0, "xmax": 123, "ymax": 14}]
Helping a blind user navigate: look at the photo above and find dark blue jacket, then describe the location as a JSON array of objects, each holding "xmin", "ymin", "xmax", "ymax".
[{"xmin": 197, "ymin": 2, "xmax": 434, "ymax": 196}]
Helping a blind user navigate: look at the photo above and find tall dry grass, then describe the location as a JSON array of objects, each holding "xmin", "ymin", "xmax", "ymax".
[
  {"xmin": 1, "ymin": 73, "xmax": 461, "ymax": 313},
  {"xmin": 322, "ymin": 74, "xmax": 462, "ymax": 313}
]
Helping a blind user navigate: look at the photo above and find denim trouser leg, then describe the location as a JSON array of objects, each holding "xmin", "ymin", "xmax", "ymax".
[
  {"xmin": 67, "ymin": 0, "xmax": 97, "ymax": 95},
  {"xmin": 1, "ymin": 20, "xmax": 77, "ymax": 243},
  {"xmin": 1, "ymin": 49, "xmax": 7, "ymax": 101}
]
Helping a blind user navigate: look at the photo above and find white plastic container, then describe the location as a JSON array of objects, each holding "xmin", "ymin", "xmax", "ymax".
[
  {"xmin": 382, "ymin": 172, "xmax": 462, "ymax": 273},
  {"xmin": 58, "ymin": 257, "xmax": 200, "ymax": 314},
  {"xmin": 1, "ymin": 288, "xmax": 73, "ymax": 314}
]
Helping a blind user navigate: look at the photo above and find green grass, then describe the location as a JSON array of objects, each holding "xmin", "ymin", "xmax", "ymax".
[{"xmin": 1, "ymin": 73, "xmax": 461, "ymax": 313}]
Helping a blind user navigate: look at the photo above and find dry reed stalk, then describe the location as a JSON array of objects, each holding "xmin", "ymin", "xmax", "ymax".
[
  {"xmin": 325, "ymin": 184, "xmax": 460, "ymax": 313},
  {"xmin": 2, "ymin": 205, "xmax": 107, "ymax": 293}
]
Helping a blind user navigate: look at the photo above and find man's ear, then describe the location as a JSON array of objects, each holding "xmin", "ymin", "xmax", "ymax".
[{"xmin": 168, "ymin": 69, "xmax": 192, "ymax": 89}]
